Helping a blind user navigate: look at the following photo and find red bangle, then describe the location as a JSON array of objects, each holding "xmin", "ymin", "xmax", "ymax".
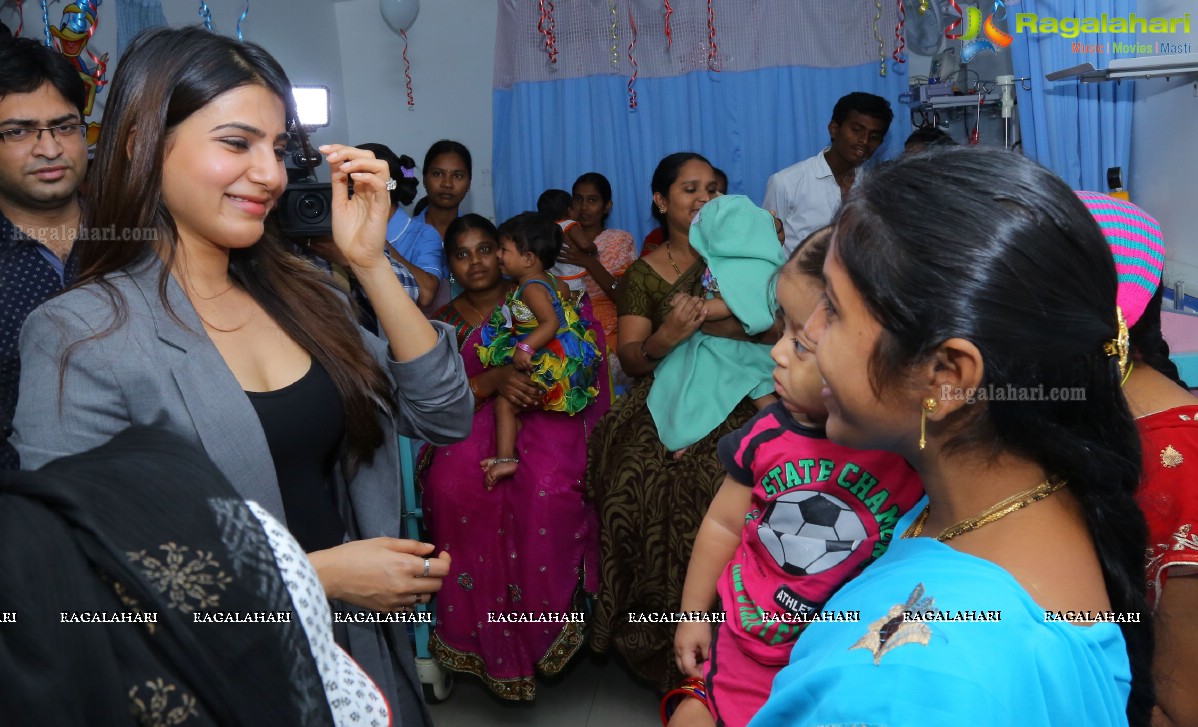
[
  {"xmin": 515, "ymin": 342, "xmax": 535, "ymax": 355},
  {"xmin": 660, "ymin": 677, "xmax": 708, "ymax": 726}
]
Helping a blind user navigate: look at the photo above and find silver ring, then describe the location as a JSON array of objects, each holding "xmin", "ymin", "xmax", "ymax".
[
  {"xmin": 385, "ymin": 178, "xmax": 398, "ymax": 191},
  {"xmin": 422, "ymin": 558, "xmax": 431, "ymax": 578}
]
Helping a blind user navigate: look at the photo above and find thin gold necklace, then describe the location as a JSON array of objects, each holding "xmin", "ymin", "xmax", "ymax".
[
  {"xmin": 665, "ymin": 240, "xmax": 682, "ymax": 276},
  {"xmin": 459, "ymin": 297, "xmax": 488, "ymax": 324},
  {"xmin": 905, "ymin": 477, "xmax": 1066, "ymax": 541},
  {"xmin": 459, "ymin": 290, "xmax": 507, "ymax": 326},
  {"xmin": 191, "ymin": 281, "xmax": 236, "ymax": 300},
  {"xmin": 199, "ymin": 306, "xmax": 256, "ymax": 334}
]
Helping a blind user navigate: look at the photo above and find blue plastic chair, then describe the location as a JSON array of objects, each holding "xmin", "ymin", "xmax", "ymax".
[{"xmin": 398, "ymin": 435, "xmax": 453, "ymax": 701}]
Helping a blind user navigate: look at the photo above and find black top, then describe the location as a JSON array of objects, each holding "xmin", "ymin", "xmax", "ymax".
[
  {"xmin": 0, "ymin": 427, "xmax": 339, "ymax": 724},
  {"xmin": 247, "ymin": 359, "xmax": 347, "ymax": 553}
]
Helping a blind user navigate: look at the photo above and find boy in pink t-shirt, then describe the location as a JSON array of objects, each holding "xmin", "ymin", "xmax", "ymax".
[{"xmin": 669, "ymin": 228, "xmax": 923, "ymax": 727}]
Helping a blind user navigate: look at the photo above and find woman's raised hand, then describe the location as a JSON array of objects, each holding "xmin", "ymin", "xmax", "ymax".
[{"xmin": 320, "ymin": 144, "xmax": 392, "ymax": 272}]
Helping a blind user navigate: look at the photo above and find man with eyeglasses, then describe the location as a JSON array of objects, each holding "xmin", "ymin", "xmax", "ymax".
[{"xmin": 0, "ymin": 38, "xmax": 90, "ymax": 470}]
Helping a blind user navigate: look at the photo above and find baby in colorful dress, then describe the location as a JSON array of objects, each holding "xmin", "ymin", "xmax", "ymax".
[{"xmin": 477, "ymin": 212, "xmax": 602, "ymax": 487}]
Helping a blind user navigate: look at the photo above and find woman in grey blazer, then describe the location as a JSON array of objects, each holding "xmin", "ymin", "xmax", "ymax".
[{"xmin": 13, "ymin": 27, "xmax": 471, "ymax": 726}]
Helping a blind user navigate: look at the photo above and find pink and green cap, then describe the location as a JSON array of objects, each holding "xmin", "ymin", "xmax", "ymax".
[{"xmin": 1077, "ymin": 191, "xmax": 1166, "ymax": 327}]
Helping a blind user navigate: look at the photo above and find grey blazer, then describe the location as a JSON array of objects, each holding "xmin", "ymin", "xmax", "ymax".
[{"xmin": 14, "ymin": 255, "xmax": 473, "ymax": 726}]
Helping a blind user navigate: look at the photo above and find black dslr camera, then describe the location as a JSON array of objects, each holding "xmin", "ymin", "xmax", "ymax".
[{"xmin": 276, "ymin": 135, "xmax": 332, "ymax": 238}]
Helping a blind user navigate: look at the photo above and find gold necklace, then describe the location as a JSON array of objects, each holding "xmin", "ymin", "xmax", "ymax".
[
  {"xmin": 459, "ymin": 297, "xmax": 488, "ymax": 324},
  {"xmin": 199, "ymin": 305, "xmax": 256, "ymax": 334},
  {"xmin": 905, "ymin": 477, "xmax": 1067, "ymax": 541},
  {"xmin": 665, "ymin": 240, "xmax": 682, "ymax": 276},
  {"xmin": 459, "ymin": 291, "xmax": 506, "ymax": 326},
  {"xmin": 191, "ymin": 281, "xmax": 236, "ymax": 300}
]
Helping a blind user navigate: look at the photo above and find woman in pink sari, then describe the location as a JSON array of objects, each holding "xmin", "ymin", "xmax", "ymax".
[{"xmin": 419, "ymin": 213, "xmax": 609, "ymax": 700}]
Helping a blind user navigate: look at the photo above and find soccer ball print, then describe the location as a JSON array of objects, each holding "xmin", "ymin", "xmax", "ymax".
[{"xmin": 757, "ymin": 491, "xmax": 868, "ymax": 575}]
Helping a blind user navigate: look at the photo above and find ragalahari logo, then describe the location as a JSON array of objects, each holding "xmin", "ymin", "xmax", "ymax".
[
  {"xmin": 1015, "ymin": 13, "xmax": 1192, "ymax": 55},
  {"xmin": 955, "ymin": 1, "xmax": 1018, "ymax": 63}
]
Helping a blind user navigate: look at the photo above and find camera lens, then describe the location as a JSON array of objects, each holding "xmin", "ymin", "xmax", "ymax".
[{"xmin": 296, "ymin": 193, "xmax": 327, "ymax": 221}]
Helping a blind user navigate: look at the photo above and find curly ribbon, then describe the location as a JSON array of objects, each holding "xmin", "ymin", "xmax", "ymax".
[
  {"xmin": 14, "ymin": 0, "xmax": 23, "ymax": 38},
  {"xmin": 628, "ymin": 8, "xmax": 638, "ymax": 109},
  {"xmin": 547, "ymin": 0, "xmax": 558, "ymax": 64},
  {"xmin": 400, "ymin": 29, "xmax": 414, "ymax": 109},
  {"xmin": 610, "ymin": 0, "xmax": 619, "ymax": 65},
  {"xmin": 944, "ymin": 0, "xmax": 963, "ymax": 39},
  {"xmin": 873, "ymin": 0, "xmax": 886, "ymax": 76},
  {"xmin": 893, "ymin": 0, "xmax": 907, "ymax": 66},
  {"xmin": 198, "ymin": 0, "xmax": 215, "ymax": 32},
  {"xmin": 663, "ymin": 0, "xmax": 673, "ymax": 47},
  {"xmin": 41, "ymin": 0, "xmax": 51, "ymax": 46},
  {"xmin": 705, "ymin": 0, "xmax": 718, "ymax": 71},
  {"xmin": 537, "ymin": 0, "xmax": 558, "ymax": 65},
  {"xmin": 83, "ymin": 22, "xmax": 108, "ymax": 86},
  {"xmin": 236, "ymin": 1, "xmax": 249, "ymax": 41}
]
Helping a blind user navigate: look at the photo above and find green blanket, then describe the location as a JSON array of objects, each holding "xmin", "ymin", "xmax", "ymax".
[{"xmin": 649, "ymin": 196, "xmax": 785, "ymax": 451}]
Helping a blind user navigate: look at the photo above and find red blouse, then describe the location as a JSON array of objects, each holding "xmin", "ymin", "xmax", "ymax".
[{"xmin": 1137, "ymin": 405, "xmax": 1198, "ymax": 608}]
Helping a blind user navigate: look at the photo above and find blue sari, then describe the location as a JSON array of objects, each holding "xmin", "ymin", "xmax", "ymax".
[{"xmin": 748, "ymin": 499, "xmax": 1131, "ymax": 727}]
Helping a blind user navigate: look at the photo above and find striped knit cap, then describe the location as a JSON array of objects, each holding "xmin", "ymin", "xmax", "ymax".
[{"xmin": 1077, "ymin": 191, "xmax": 1166, "ymax": 327}]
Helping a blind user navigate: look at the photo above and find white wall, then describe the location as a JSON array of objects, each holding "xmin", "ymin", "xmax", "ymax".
[
  {"xmin": 334, "ymin": 0, "xmax": 498, "ymax": 220},
  {"xmin": 1, "ymin": 0, "xmax": 349, "ymax": 179},
  {"xmin": 1, "ymin": 0, "xmax": 498, "ymax": 207},
  {"xmin": 1129, "ymin": 0, "xmax": 1198, "ymax": 285}
]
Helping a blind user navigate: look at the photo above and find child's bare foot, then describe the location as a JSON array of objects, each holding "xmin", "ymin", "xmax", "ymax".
[
  {"xmin": 480, "ymin": 457, "xmax": 519, "ymax": 489},
  {"xmin": 672, "ymin": 447, "xmax": 689, "ymax": 461}
]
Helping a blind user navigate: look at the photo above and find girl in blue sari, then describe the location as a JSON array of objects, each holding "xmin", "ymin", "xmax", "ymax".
[{"xmin": 749, "ymin": 148, "xmax": 1153, "ymax": 727}]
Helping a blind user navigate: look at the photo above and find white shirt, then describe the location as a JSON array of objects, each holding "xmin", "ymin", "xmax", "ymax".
[{"xmin": 762, "ymin": 149, "xmax": 842, "ymax": 254}]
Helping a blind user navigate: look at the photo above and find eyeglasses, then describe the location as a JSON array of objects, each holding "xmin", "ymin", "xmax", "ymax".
[{"xmin": 0, "ymin": 124, "xmax": 88, "ymax": 145}]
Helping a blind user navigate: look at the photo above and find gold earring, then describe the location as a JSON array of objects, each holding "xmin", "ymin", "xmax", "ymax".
[{"xmin": 918, "ymin": 397, "xmax": 938, "ymax": 451}]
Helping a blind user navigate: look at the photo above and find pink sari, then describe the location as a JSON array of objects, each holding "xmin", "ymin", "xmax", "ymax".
[{"xmin": 419, "ymin": 296, "xmax": 608, "ymax": 700}]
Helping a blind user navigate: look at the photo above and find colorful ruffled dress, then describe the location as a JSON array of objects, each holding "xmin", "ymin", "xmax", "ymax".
[{"xmin": 476, "ymin": 277, "xmax": 601, "ymax": 415}]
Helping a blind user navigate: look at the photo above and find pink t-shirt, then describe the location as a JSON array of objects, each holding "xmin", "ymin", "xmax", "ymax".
[{"xmin": 715, "ymin": 402, "xmax": 924, "ymax": 664}]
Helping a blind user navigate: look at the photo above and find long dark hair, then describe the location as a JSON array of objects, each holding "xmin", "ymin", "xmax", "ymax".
[
  {"xmin": 356, "ymin": 143, "xmax": 419, "ymax": 207},
  {"xmin": 76, "ymin": 26, "xmax": 394, "ymax": 468},
  {"xmin": 1131, "ymin": 286, "xmax": 1187, "ymax": 387},
  {"xmin": 650, "ymin": 152, "xmax": 710, "ymax": 235},
  {"xmin": 834, "ymin": 147, "xmax": 1153, "ymax": 726}
]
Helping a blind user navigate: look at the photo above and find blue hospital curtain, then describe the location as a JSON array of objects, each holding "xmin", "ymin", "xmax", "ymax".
[
  {"xmin": 493, "ymin": 0, "xmax": 912, "ymax": 243},
  {"xmin": 1008, "ymin": 0, "xmax": 1137, "ymax": 190}
]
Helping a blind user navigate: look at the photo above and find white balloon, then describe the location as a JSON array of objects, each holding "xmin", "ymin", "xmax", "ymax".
[{"xmin": 380, "ymin": 0, "xmax": 419, "ymax": 34}]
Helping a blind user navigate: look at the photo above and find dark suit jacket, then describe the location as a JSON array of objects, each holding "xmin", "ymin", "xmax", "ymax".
[{"xmin": 14, "ymin": 255, "xmax": 473, "ymax": 726}]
